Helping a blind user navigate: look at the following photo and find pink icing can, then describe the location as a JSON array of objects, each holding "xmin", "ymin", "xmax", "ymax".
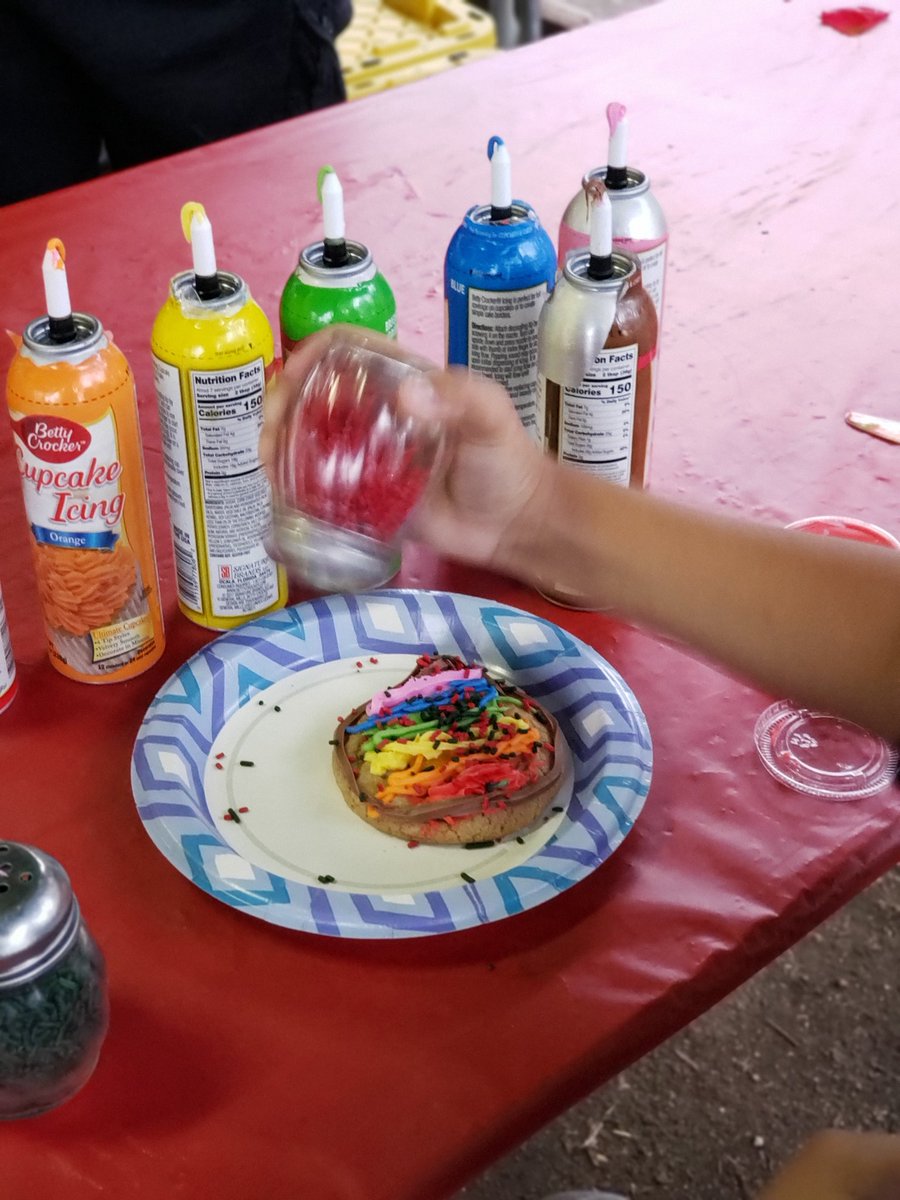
[{"xmin": 557, "ymin": 103, "xmax": 668, "ymax": 322}]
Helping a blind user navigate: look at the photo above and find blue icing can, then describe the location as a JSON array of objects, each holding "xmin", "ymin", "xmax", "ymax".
[{"xmin": 444, "ymin": 199, "xmax": 556, "ymax": 441}]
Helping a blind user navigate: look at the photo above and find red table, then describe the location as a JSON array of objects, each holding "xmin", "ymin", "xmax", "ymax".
[{"xmin": 2, "ymin": 2, "xmax": 899, "ymax": 1196}]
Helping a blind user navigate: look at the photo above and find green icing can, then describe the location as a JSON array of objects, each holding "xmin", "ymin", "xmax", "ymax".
[{"xmin": 279, "ymin": 239, "xmax": 398, "ymax": 360}]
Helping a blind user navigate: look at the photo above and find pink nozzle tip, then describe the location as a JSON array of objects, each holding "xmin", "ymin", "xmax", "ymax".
[{"xmin": 606, "ymin": 102, "xmax": 627, "ymax": 134}]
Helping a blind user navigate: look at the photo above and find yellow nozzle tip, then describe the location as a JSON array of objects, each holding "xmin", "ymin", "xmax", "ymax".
[
  {"xmin": 316, "ymin": 166, "xmax": 336, "ymax": 203},
  {"xmin": 46, "ymin": 237, "xmax": 66, "ymax": 265},
  {"xmin": 180, "ymin": 202, "xmax": 207, "ymax": 243}
]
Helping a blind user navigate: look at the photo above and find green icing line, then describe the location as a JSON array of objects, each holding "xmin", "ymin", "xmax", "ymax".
[{"xmin": 360, "ymin": 694, "xmax": 527, "ymax": 755}]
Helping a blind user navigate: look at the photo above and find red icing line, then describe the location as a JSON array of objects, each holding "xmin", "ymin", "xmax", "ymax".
[{"xmin": 820, "ymin": 7, "xmax": 888, "ymax": 34}]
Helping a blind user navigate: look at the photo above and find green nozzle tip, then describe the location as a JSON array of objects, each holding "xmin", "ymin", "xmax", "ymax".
[{"xmin": 316, "ymin": 166, "xmax": 336, "ymax": 203}]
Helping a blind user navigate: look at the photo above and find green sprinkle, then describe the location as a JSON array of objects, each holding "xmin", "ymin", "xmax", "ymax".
[
  {"xmin": 552, "ymin": 806, "xmax": 563, "ymax": 813},
  {"xmin": 516, "ymin": 836, "xmax": 525, "ymax": 845},
  {"xmin": 460, "ymin": 872, "xmax": 476, "ymax": 884},
  {"xmin": 463, "ymin": 840, "xmax": 495, "ymax": 850},
  {"xmin": 239, "ymin": 760, "xmax": 255, "ymax": 767},
  {"xmin": 317, "ymin": 874, "xmax": 335, "ymax": 885},
  {"xmin": 274, "ymin": 706, "xmax": 281, "ymax": 713}
]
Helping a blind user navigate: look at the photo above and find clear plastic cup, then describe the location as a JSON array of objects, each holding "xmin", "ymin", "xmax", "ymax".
[
  {"xmin": 754, "ymin": 514, "xmax": 900, "ymax": 800},
  {"xmin": 266, "ymin": 329, "xmax": 441, "ymax": 593}
]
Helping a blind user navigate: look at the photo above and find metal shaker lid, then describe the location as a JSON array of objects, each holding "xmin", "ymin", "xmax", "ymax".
[{"xmin": 0, "ymin": 842, "xmax": 80, "ymax": 989}]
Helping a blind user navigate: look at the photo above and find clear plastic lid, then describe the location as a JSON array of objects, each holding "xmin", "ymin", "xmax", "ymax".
[{"xmin": 754, "ymin": 701, "xmax": 898, "ymax": 801}]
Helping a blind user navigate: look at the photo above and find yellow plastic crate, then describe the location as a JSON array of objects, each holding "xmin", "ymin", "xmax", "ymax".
[{"xmin": 338, "ymin": 0, "xmax": 497, "ymax": 99}]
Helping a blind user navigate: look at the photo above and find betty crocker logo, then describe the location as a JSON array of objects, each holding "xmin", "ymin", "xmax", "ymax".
[{"xmin": 13, "ymin": 415, "xmax": 91, "ymax": 463}]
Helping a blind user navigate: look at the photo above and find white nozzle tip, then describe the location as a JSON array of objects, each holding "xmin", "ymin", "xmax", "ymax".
[
  {"xmin": 589, "ymin": 190, "xmax": 613, "ymax": 258},
  {"xmin": 193, "ymin": 219, "xmax": 217, "ymax": 277},
  {"xmin": 489, "ymin": 137, "xmax": 512, "ymax": 211},
  {"xmin": 320, "ymin": 168, "xmax": 345, "ymax": 242},
  {"xmin": 607, "ymin": 103, "xmax": 629, "ymax": 169}
]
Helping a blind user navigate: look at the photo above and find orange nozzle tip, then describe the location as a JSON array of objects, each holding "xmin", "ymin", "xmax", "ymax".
[
  {"xmin": 45, "ymin": 237, "xmax": 66, "ymax": 265},
  {"xmin": 6, "ymin": 330, "xmax": 23, "ymax": 349}
]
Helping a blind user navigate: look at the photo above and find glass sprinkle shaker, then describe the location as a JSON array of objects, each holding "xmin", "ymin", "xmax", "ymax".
[
  {"xmin": 268, "ymin": 329, "xmax": 443, "ymax": 593},
  {"xmin": 0, "ymin": 841, "xmax": 109, "ymax": 1119}
]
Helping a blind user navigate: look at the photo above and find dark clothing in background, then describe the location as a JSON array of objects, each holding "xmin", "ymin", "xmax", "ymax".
[{"xmin": 0, "ymin": 0, "xmax": 352, "ymax": 206}]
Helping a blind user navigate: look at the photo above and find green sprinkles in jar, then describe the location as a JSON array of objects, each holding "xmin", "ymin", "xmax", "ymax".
[
  {"xmin": 0, "ymin": 843, "xmax": 109, "ymax": 1120},
  {"xmin": 0, "ymin": 933, "xmax": 107, "ymax": 1088}
]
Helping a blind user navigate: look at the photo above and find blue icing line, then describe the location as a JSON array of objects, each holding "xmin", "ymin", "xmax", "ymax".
[{"xmin": 345, "ymin": 679, "xmax": 498, "ymax": 734}]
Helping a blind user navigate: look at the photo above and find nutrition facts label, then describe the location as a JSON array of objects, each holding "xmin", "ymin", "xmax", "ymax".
[
  {"xmin": 190, "ymin": 358, "xmax": 280, "ymax": 618},
  {"xmin": 153, "ymin": 355, "xmax": 281, "ymax": 618},
  {"xmin": 153, "ymin": 357, "xmax": 203, "ymax": 611},
  {"xmin": 468, "ymin": 284, "xmax": 549, "ymax": 439},
  {"xmin": 560, "ymin": 344, "xmax": 638, "ymax": 485}
]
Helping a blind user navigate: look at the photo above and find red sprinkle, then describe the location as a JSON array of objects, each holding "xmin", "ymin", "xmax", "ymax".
[
  {"xmin": 356, "ymin": 661, "xmax": 363, "ymax": 669},
  {"xmin": 215, "ymin": 762, "xmax": 224, "ymax": 770},
  {"xmin": 406, "ymin": 840, "xmax": 419, "ymax": 849},
  {"xmin": 224, "ymin": 812, "xmax": 233, "ymax": 821},
  {"xmin": 238, "ymin": 806, "xmax": 249, "ymax": 813},
  {"xmin": 215, "ymin": 752, "xmax": 225, "ymax": 760},
  {"xmin": 369, "ymin": 657, "xmax": 379, "ymax": 664}
]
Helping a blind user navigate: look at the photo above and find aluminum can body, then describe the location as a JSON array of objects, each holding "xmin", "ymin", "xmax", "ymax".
[
  {"xmin": 151, "ymin": 270, "xmax": 287, "ymax": 630},
  {"xmin": 536, "ymin": 250, "xmax": 657, "ymax": 610},
  {"xmin": 538, "ymin": 249, "xmax": 658, "ymax": 487},
  {"xmin": 0, "ymin": 584, "xmax": 16, "ymax": 713},
  {"xmin": 445, "ymin": 202, "xmax": 557, "ymax": 440},
  {"xmin": 558, "ymin": 167, "xmax": 668, "ymax": 320},
  {"xmin": 5, "ymin": 315, "xmax": 165, "ymax": 683},
  {"xmin": 279, "ymin": 240, "xmax": 397, "ymax": 360}
]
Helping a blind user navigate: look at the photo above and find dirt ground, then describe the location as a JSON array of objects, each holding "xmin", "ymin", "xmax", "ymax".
[{"xmin": 456, "ymin": 866, "xmax": 900, "ymax": 1200}]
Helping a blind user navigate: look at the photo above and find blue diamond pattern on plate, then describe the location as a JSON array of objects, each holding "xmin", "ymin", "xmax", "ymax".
[{"xmin": 131, "ymin": 590, "xmax": 652, "ymax": 939}]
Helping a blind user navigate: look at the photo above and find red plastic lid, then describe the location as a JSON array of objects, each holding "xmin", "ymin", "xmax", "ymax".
[{"xmin": 786, "ymin": 514, "xmax": 900, "ymax": 548}]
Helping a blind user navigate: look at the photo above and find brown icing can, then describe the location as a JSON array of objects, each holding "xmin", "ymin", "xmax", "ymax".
[
  {"xmin": 536, "ymin": 248, "xmax": 658, "ymax": 608},
  {"xmin": 538, "ymin": 249, "xmax": 658, "ymax": 487}
]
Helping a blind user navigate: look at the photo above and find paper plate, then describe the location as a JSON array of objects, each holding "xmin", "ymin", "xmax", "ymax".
[{"xmin": 131, "ymin": 590, "xmax": 652, "ymax": 938}]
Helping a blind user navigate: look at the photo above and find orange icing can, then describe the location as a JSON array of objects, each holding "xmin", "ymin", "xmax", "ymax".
[{"xmin": 5, "ymin": 241, "xmax": 165, "ymax": 683}]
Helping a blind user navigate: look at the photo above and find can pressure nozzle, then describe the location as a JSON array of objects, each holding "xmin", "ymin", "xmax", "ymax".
[
  {"xmin": 181, "ymin": 202, "xmax": 222, "ymax": 301},
  {"xmin": 487, "ymin": 136, "xmax": 512, "ymax": 223},
  {"xmin": 42, "ymin": 239, "xmax": 77, "ymax": 343},
  {"xmin": 605, "ymin": 102, "xmax": 629, "ymax": 191},
  {"xmin": 318, "ymin": 167, "xmax": 350, "ymax": 269},
  {"xmin": 586, "ymin": 181, "xmax": 614, "ymax": 281}
]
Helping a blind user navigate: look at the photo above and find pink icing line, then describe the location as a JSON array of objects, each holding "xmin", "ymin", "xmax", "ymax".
[
  {"xmin": 366, "ymin": 668, "xmax": 484, "ymax": 717},
  {"xmin": 606, "ymin": 101, "xmax": 627, "ymax": 135}
]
